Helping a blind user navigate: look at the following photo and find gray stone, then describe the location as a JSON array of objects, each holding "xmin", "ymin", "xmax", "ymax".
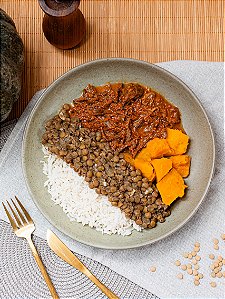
[{"xmin": 0, "ymin": 9, "xmax": 24, "ymax": 122}]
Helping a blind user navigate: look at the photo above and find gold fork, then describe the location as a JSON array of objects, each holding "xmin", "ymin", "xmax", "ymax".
[{"xmin": 2, "ymin": 196, "xmax": 59, "ymax": 299}]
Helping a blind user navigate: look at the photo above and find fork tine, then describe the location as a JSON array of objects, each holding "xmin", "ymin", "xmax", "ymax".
[
  {"xmin": 11, "ymin": 198, "xmax": 27, "ymax": 225},
  {"xmin": 7, "ymin": 200, "xmax": 23, "ymax": 228},
  {"xmin": 15, "ymin": 196, "xmax": 33, "ymax": 223},
  {"xmin": 2, "ymin": 202, "xmax": 18, "ymax": 231}
]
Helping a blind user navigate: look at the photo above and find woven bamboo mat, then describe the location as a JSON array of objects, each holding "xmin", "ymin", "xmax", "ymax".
[{"xmin": 1, "ymin": 0, "xmax": 224, "ymax": 120}]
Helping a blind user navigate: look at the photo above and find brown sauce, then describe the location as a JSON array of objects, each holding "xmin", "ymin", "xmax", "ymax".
[{"xmin": 69, "ymin": 83, "xmax": 182, "ymax": 157}]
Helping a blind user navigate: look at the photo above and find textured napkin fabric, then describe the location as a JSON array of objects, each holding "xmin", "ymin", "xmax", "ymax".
[
  {"xmin": 0, "ymin": 61, "xmax": 224, "ymax": 299},
  {"xmin": 0, "ymin": 119, "xmax": 17, "ymax": 151}
]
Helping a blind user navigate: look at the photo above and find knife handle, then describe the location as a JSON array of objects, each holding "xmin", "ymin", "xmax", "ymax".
[{"xmin": 84, "ymin": 269, "xmax": 119, "ymax": 299}]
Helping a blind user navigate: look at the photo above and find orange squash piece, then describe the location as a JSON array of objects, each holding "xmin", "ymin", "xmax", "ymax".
[
  {"xmin": 156, "ymin": 168, "xmax": 187, "ymax": 205},
  {"xmin": 124, "ymin": 152, "xmax": 135, "ymax": 166},
  {"xmin": 165, "ymin": 128, "xmax": 189, "ymax": 156},
  {"xmin": 151, "ymin": 158, "xmax": 172, "ymax": 182},
  {"xmin": 169, "ymin": 155, "xmax": 191, "ymax": 177},
  {"xmin": 135, "ymin": 146, "xmax": 152, "ymax": 161},
  {"xmin": 124, "ymin": 152, "xmax": 155, "ymax": 181},
  {"xmin": 134, "ymin": 158, "xmax": 156, "ymax": 181},
  {"xmin": 136, "ymin": 138, "xmax": 171, "ymax": 160}
]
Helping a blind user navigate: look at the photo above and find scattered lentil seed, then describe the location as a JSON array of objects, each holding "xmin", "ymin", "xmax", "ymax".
[
  {"xmin": 196, "ymin": 256, "xmax": 201, "ymax": 261},
  {"xmin": 213, "ymin": 238, "xmax": 219, "ymax": 245},
  {"xmin": 194, "ymin": 247, "xmax": 200, "ymax": 252},
  {"xmin": 193, "ymin": 270, "xmax": 198, "ymax": 276},
  {"xmin": 211, "ymin": 272, "xmax": 216, "ymax": 278},
  {"xmin": 216, "ymin": 272, "xmax": 222, "ymax": 278},
  {"xmin": 192, "ymin": 259, "xmax": 198, "ymax": 265},
  {"xmin": 210, "ymin": 264, "xmax": 215, "ymax": 270},
  {"xmin": 198, "ymin": 273, "xmax": 203, "ymax": 279},
  {"xmin": 218, "ymin": 255, "xmax": 223, "ymax": 261},
  {"xmin": 214, "ymin": 262, "xmax": 219, "ymax": 267},
  {"xmin": 150, "ymin": 266, "xmax": 156, "ymax": 272},
  {"xmin": 187, "ymin": 269, "xmax": 193, "ymax": 275},
  {"xmin": 221, "ymin": 233, "xmax": 225, "ymax": 240},
  {"xmin": 194, "ymin": 242, "xmax": 200, "ymax": 247},
  {"xmin": 194, "ymin": 280, "xmax": 200, "ymax": 286},
  {"xmin": 214, "ymin": 244, "xmax": 219, "ymax": 250},
  {"xmin": 209, "ymin": 254, "xmax": 215, "ymax": 260},
  {"xmin": 222, "ymin": 259, "xmax": 225, "ymax": 265},
  {"xmin": 187, "ymin": 264, "xmax": 192, "ymax": 269},
  {"xmin": 175, "ymin": 260, "xmax": 181, "ymax": 266},
  {"xmin": 210, "ymin": 282, "xmax": 217, "ymax": 288},
  {"xmin": 214, "ymin": 268, "xmax": 219, "ymax": 274},
  {"xmin": 183, "ymin": 252, "xmax": 189, "ymax": 258},
  {"xmin": 188, "ymin": 253, "xmax": 193, "ymax": 259},
  {"xmin": 195, "ymin": 275, "xmax": 200, "ymax": 281},
  {"xmin": 177, "ymin": 273, "xmax": 183, "ymax": 280},
  {"xmin": 194, "ymin": 264, "xmax": 199, "ymax": 270},
  {"xmin": 181, "ymin": 265, "xmax": 187, "ymax": 271},
  {"xmin": 192, "ymin": 251, "xmax": 197, "ymax": 257}
]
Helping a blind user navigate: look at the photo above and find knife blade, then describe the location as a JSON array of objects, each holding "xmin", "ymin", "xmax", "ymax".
[
  {"xmin": 47, "ymin": 229, "xmax": 119, "ymax": 299},
  {"xmin": 47, "ymin": 229, "xmax": 85, "ymax": 270}
]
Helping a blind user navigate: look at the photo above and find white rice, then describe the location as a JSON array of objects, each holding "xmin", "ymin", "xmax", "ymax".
[{"xmin": 41, "ymin": 147, "xmax": 142, "ymax": 236}]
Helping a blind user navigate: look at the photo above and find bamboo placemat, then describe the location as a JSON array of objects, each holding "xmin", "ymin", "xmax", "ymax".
[{"xmin": 1, "ymin": 0, "xmax": 224, "ymax": 120}]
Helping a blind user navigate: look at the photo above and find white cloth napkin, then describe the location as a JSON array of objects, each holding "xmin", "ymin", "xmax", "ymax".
[{"xmin": 0, "ymin": 61, "xmax": 224, "ymax": 299}]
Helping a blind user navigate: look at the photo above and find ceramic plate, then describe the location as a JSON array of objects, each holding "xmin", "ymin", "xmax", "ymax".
[{"xmin": 22, "ymin": 58, "xmax": 215, "ymax": 249}]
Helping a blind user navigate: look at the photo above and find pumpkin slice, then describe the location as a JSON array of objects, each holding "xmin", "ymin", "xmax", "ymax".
[
  {"xmin": 151, "ymin": 158, "xmax": 172, "ymax": 182},
  {"xmin": 156, "ymin": 168, "xmax": 187, "ymax": 205},
  {"xmin": 136, "ymin": 138, "xmax": 171, "ymax": 160},
  {"xmin": 165, "ymin": 128, "xmax": 189, "ymax": 156},
  {"xmin": 134, "ymin": 158, "xmax": 156, "ymax": 181},
  {"xmin": 169, "ymin": 155, "xmax": 191, "ymax": 177},
  {"xmin": 124, "ymin": 152, "xmax": 135, "ymax": 166}
]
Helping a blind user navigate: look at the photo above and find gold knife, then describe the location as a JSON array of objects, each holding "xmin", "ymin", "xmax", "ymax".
[{"xmin": 47, "ymin": 230, "xmax": 119, "ymax": 299}]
